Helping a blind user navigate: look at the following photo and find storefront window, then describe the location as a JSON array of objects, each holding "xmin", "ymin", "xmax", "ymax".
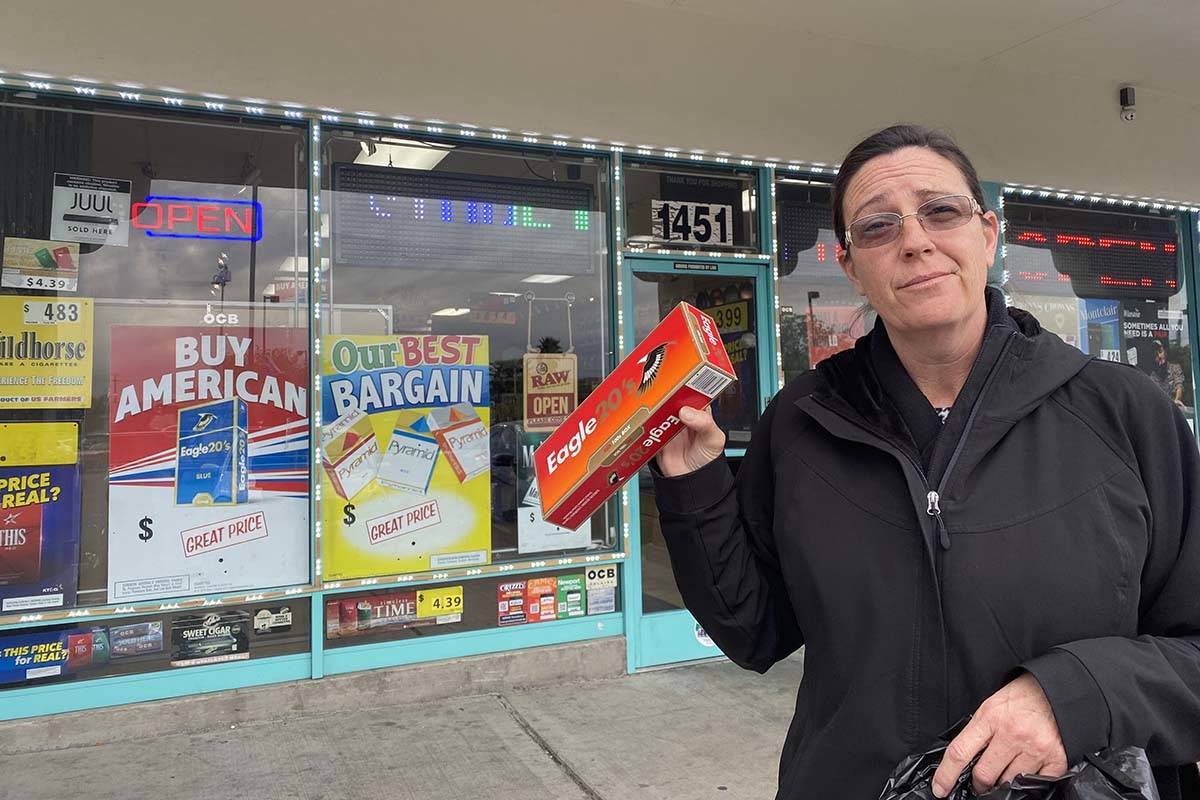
[
  {"xmin": 774, "ymin": 180, "xmax": 1195, "ymax": 420},
  {"xmin": 774, "ymin": 180, "xmax": 864, "ymax": 383},
  {"xmin": 318, "ymin": 131, "xmax": 615, "ymax": 583},
  {"xmin": 0, "ymin": 600, "xmax": 309, "ymax": 690},
  {"xmin": 323, "ymin": 565, "xmax": 620, "ymax": 648},
  {"xmin": 1002, "ymin": 198, "xmax": 1194, "ymax": 417},
  {"xmin": 623, "ymin": 162, "xmax": 759, "ymax": 252},
  {"xmin": 0, "ymin": 93, "xmax": 312, "ymax": 617}
]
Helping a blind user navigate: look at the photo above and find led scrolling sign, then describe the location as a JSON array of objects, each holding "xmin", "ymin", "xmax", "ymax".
[
  {"xmin": 331, "ymin": 165, "xmax": 596, "ymax": 275},
  {"xmin": 1008, "ymin": 228, "xmax": 1178, "ymax": 291},
  {"xmin": 1003, "ymin": 201, "xmax": 1181, "ymax": 300}
]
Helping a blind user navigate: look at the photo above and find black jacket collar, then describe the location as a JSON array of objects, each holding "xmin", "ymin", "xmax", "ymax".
[
  {"xmin": 869, "ymin": 287, "xmax": 1017, "ymax": 473},
  {"xmin": 809, "ymin": 288, "xmax": 1093, "ymax": 482}
]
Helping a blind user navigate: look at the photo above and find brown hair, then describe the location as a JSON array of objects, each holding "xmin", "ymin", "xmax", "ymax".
[{"xmin": 832, "ymin": 124, "xmax": 987, "ymax": 248}]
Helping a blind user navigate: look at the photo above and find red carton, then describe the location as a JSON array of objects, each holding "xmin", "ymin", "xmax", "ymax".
[{"xmin": 534, "ymin": 302, "xmax": 736, "ymax": 529}]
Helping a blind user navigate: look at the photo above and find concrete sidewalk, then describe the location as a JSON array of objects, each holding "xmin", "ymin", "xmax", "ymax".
[{"xmin": 0, "ymin": 641, "xmax": 803, "ymax": 800}]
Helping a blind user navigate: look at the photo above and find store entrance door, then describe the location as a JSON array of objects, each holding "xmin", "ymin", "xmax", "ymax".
[{"xmin": 621, "ymin": 255, "xmax": 776, "ymax": 669}]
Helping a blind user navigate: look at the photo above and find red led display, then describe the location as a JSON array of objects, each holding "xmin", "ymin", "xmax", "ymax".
[{"xmin": 1004, "ymin": 202, "xmax": 1181, "ymax": 301}]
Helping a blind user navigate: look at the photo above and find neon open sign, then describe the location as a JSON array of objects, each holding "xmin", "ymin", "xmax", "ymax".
[{"xmin": 131, "ymin": 196, "xmax": 263, "ymax": 242}]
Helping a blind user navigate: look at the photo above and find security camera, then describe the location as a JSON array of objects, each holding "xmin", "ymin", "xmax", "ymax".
[{"xmin": 1120, "ymin": 86, "xmax": 1136, "ymax": 122}]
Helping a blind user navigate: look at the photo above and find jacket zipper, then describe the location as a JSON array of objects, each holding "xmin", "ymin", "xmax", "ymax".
[
  {"xmin": 927, "ymin": 491, "xmax": 950, "ymax": 549},
  {"xmin": 927, "ymin": 332, "xmax": 1018, "ymax": 552},
  {"xmin": 810, "ymin": 329, "xmax": 1018, "ymax": 735}
]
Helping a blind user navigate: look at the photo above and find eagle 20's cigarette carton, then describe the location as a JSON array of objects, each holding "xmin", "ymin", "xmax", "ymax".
[
  {"xmin": 533, "ymin": 302, "xmax": 736, "ymax": 529},
  {"xmin": 176, "ymin": 398, "xmax": 248, "ymax": 506}
]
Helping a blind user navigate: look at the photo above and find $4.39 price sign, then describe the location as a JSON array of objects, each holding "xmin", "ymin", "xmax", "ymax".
[
  {"xmin": 417, "ymin": 585, "xmax": 464, "ymax": 617},
  {"xmin": 651, "ymin": 200, "xmax": 734, "ymax": 246},
  {"xmin": 23, "ymin": 300, "xmax": 83, "ymax": 325}
]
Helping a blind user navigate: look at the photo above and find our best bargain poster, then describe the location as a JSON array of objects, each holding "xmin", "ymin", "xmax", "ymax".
[
  {"xmin": 321, "ymin": 334, "xmax": 491, "ymax": 580},
  {"xmin": 0, "ymin": 422, "xmax": 81, "ymax": 612},
  {"xmin": 107, "ymin": 327, "xmax": 310, "ymax": 602}
]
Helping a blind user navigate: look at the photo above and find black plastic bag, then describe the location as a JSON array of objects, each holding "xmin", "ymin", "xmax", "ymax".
[{"xmin": 878, "ymin": 719, "xmax": 1160, "ymax": 800}]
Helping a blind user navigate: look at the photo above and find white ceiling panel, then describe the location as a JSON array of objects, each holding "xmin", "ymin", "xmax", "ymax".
[
  {"xmin": 650, "ymin": 0, "xmax": 1118, "ymax": 61},
  {"xmin": 987, "ymin": 0, "xmax": 1200, "ymax": 98}
]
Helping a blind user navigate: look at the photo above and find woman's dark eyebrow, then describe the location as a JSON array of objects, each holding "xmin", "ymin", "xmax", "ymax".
[
  {"xmin": 851, "ymin": 188, "xmax": 957, "ymax": 220},
  {"xmin": 850, "ymin": 192, "xmax": 889, "ymax": 221}
]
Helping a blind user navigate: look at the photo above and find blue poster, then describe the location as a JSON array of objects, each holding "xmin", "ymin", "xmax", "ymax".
[
  {"xmin": 0, "ymin": 422, "xmax": 82, "ymax": 613},
  {"xmin": 1079, "ymin": 299, "xmax": 1121, "ymax": 359},
  {"xmin": 0, "ymin": 626, "xmax": 108, "ymax": 685},
  {"xmin": 0, "ymin": 629, "xmax": 70, "ymax": 684}
]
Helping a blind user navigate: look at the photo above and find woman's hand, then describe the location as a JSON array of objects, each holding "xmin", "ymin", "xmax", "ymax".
[
  {"xmin": 655, "ymin": 405, "xmax": 726, "ymax": 477},
  {"xmin": 931, "ymin": 673, "xmax": 1068, "ymax": 797}
]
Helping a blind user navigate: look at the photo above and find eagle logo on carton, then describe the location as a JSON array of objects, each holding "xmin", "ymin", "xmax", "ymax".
[{"xmin": 637, "ymin": 343, "xmax": 668, "ymax": 393}]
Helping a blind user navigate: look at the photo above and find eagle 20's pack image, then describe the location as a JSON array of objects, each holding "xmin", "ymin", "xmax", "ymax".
[{"xmin": 533, "ymin": 302, "xmax": 736, "ymax": 529}]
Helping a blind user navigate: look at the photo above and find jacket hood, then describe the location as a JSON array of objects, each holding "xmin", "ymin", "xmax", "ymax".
[{"xmin": 813, "ymin": 288, "xmax": 1094, "ymax": 436}]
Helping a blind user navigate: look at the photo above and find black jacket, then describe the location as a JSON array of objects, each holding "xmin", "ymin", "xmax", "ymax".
[{"xmin": 652, "ymin": 292, "xmax": 1200, "ymax": 799}]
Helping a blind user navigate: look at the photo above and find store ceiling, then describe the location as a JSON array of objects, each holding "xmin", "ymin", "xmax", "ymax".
[
  {"xmin": 3, "ymin": 0, "xmax": 1199, "ymax": 200},
  {"xmin": 631, "ymin": 0, "xmax": 1200, "ymax": 100}
]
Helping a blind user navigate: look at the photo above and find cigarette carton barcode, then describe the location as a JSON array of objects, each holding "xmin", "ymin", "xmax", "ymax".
[{"xmin": 686, "ymin": 365, "xmax": 731, "ymax": 398}]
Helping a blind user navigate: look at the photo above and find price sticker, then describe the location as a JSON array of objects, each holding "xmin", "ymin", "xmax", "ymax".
[
  {"xmin": 707, "ymin": 300, "xmax": 749, "ymax": 335},
  {"xmin": 417, "ymin": 585, "xmax": 464, "ymax": 618},
  {"xmin": 16, "ymin": 276, "xmax": 74, "ymax": 291},
  {"xmin": 23, "ymin": 300, "xmax": 82, "ymax": 325}
]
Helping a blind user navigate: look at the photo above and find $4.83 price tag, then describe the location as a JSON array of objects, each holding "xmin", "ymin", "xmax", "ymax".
[
  {"xmin": 417, "ymin": 585, "xmax": 463, "ymax": 618},
  {"xmin": 23, "ymin": 300, "xmax": 83, "ymax": 325}
]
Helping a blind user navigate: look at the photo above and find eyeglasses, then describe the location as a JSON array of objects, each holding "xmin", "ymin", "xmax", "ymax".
[{"xmin": 845, "ymin": 194, "xmax": 983, "ymax": 249}]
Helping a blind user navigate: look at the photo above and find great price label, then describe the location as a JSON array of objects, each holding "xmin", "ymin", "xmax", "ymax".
[
  {"xmin": 366, "ymin": 499, "xmax": 442, "ymax": 545},
  {"xmin": 180, "ymin": 511, "xmax": 268, "ymax": 557}
]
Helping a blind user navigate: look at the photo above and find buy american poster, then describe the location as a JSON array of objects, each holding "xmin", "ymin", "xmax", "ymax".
[
  {"xmin": 107, "ymin": 327, "xmax": 310, "ymax": 602},
  {"xmin": 321, "ymin": 334, "xmax": 491, "ymax": 580}
]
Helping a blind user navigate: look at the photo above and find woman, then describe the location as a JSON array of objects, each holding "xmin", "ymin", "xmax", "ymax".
[
  {"xmin": 1150, "ymin": 340, "xmax": 1186, "ymax": 407},
  {"xmin": 653, "ymin": 125, "xmax": 1200, "ymax": 799}
]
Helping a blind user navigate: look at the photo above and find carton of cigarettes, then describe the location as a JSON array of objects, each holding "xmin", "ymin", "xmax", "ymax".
[
  {"xmin": 321, "ymin": 408, "xmax": 381, "ymax": 500},
  {"xmin": 426, "ymin": 403, "xmax": 489, "ymax": 484},
  {"xmin": 377, "ymin": 425, "xmax": 440, "ymax": 494},
  {"xmin": 176, "ymin": 398, "xmax": 248, "ymax": 506},
  {"xmin": 533, "ymin": 302, "xmax": 735, "ymax": 529}
]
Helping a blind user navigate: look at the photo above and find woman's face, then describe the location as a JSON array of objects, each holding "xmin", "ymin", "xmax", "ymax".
[{"xmin": 836, "ymin": 147, "xmax": 999, "ymax": 336}]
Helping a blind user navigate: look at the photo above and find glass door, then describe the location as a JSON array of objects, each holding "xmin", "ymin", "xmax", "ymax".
[{"xmin": 622, "ymin": 254, "xmax": 776, "ymax": 668}]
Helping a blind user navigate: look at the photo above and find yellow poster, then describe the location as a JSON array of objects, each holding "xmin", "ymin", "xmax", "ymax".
[
  {"xmin": 320, "ymin": 334, "xmax": 491, "ymax": 580},
  {"xmin": 0, "ymin": 297, "xmax": 93, "ymax": 409}
]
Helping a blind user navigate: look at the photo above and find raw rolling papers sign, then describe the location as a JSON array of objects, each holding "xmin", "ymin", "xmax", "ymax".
[
  {"xmin": 320, "ymin": 334, "xmax": 492, "ymax": 580},
  {"xmin": 522, "ymin": 352, "xmax": 577, "ymax": 432},
  {"xmin": 107, "ymin": 327, "xmax": 310, "ymax": 602}
]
